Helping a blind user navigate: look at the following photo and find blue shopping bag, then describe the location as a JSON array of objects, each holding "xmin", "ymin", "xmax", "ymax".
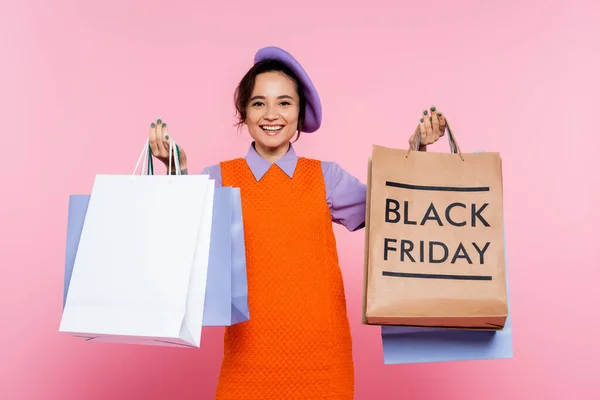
[
  {"xmin": 202, "ymin": 186, "xmax": 250, "ymax": 326},
  {"xmin": 63, "ymin": 187, "xmax": 250, "ymax": 327},
  {"xmin": 63, "ymin": 195, "xmax": 90, "ymax": 309},
  {"xmin": 380, "ymin": 249, "xmax": 513, "ymax": 364},
  {"xmin": 379, "ymin": 150, "xmax": 513, "ymax": 364}
]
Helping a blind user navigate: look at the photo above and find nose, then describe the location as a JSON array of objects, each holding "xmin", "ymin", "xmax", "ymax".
[{"xmin": 263, "ymin": 104, "xmax": 279, "ymax": 121}]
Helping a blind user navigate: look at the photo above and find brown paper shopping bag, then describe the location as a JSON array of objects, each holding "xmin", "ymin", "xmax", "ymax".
[{"xmin": 362, "ymin": 129, "xmax": 508, "ymax": 330}]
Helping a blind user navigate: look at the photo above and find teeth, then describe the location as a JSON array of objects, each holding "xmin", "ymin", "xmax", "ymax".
[{"xmin": 262, "ymin": 126, "xmax": 283, "ymax": 131}]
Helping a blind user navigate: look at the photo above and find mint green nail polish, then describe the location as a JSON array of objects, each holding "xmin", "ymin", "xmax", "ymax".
[
  {"xmin": 151, "ymin": 122, "xmax": 155, "ymax": 128},
  {"xmin": 420, "ymin": 118, "xmax": 424, "ymax": 123},
  {"xmin": 157, "ymin": 119, "xmax": 162, "ymax": 124},
  {"xmin": 438, "ymin": 112, "xmax": 442, "ymax": 117},
  {"xmin": 431, "ymin": 106, "xmax": 436, "ymax": 112},
  {"xmin": 162, "ymin": 123, "xmax": 166, "ymax": 128},
  {"xmin": 165, "ymin": 135, "xmax": 169, "ymax": 140},
  {"xmin": 423, "ymin": 110, "xmax": 428, "ymax": 115}
]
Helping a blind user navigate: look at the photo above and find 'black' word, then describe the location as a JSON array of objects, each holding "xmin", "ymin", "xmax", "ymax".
[{"xmin": 385, "ymin": 199, "xmax": 490, "ymax": 227}]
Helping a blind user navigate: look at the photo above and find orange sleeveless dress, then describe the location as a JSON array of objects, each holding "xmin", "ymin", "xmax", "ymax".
[{"xmin": 215, "ymin": 157, "xmax": 354, "ymax": 399}]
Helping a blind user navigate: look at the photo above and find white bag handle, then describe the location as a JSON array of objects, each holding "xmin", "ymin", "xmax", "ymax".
[
  {"xmin": 167, "ymin": 138, "xmax": 182, "ymax": 176},
  {"xmin": 133, "ymin": 138, "xmax": 181, "ymax": 176}
]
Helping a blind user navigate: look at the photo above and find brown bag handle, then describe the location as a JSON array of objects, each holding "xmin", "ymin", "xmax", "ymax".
[{"xmin": 407, "ymin": 120, "xmax": 464, "ymax": 161}]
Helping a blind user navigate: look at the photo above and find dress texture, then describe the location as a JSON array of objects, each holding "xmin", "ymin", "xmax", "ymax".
[{"xmin": 202, "ymin": 144, "xmax": 366, "ymax": 400}]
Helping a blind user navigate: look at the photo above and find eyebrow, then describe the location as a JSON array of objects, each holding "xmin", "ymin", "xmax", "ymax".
[{"xmin": 250, "ymin": 95, "xmax": 295, "ymax": 101}]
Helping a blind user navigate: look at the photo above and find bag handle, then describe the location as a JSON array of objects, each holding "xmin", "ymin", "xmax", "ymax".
[
  {"xmin": 167, "ymin": 140, "xmax": 182, "ymax": 175},
  {"xmin": 406, "ymin": 119, "xmax": 464, "ymax": 161},
  {"xmin": 132, "ymin": 138, "xmax": 182, "ymax": 175}
]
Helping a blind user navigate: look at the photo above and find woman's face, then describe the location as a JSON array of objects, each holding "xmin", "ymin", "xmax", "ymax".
[{"xmin": 245, "ymin": 71, "xmax": 300, "ymax": 155}]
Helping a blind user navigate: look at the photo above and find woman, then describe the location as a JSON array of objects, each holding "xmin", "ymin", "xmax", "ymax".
[{"xmin": 148, "ymin": 46, "xmax": 446, "ymax": 399}]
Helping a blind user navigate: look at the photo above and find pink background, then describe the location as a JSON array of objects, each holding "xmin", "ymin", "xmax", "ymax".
[{"xmin": 2, "ymin": 0, "xmax": 599, "ymax": 398}]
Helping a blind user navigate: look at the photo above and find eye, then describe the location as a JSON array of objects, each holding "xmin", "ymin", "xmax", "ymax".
[
  {"xmin": 280, "ymin": 101, "xmax": 291, "ymax": 106},
  {"xmin": 251, "ymin": 101, "xmax": 265, "ymax": 107}
]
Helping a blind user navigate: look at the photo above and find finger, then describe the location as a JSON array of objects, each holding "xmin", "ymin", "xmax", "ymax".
[
  {"xmin": 422, "ymin": 109, "xmax": 433, "ymax": 144},
  {"xmin": 418, "ymin": 117, "xmax": 427, "ymax": 146},
  {"xmin": 437, "ymin": 112, "xmax": 447, "ymax": 137},
  {"xmin": 162, "ymin": 123, "xmax": 172, "ymax": 158},
  {"xmin": 430, "ymin": 106, "xmax": 440, "ymax": 140},
  {"xmin": 149, "ymin": 122, "xmax": 160, "ymax": 157},
  {"xmin": 419, "ymin": 111, "xmax": 431, "ymax": 144},
  {"xmin": 162, "ymin": 123, "xmax": 170, "ymax": 145},
  {"xmin": 155, "ymin": 119, "xmax": 168, "ymax": 157}
]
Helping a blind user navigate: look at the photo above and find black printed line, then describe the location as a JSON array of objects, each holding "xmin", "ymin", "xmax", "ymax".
[
  {"xmin": 382, "ymin": 271, "xmax": 492, "ymax": 281},
  {"xmin": 385, "ymin": 181, "xmax": 489, "ymax": 192}
]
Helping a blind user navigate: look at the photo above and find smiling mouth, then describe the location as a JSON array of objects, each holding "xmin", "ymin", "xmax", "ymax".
[{"xmin": 261, "ymin": 125, "xmax": 284, "ymax": 135}]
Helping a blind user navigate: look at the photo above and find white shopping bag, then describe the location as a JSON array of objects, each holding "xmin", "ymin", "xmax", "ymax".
[{"xmin": 59, "ymin": 139, "xmax": 214, "ymax": 348}]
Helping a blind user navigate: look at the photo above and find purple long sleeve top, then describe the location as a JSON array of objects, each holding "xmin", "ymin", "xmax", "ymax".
[{"xmin": 201, "ymin": 143, "xmax": 367, "ymax": 232}]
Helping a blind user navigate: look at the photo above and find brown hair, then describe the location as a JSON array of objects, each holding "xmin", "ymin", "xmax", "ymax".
[{"xmin": 234, "ymin": 59, "xmax": 306, "ymax": 142}]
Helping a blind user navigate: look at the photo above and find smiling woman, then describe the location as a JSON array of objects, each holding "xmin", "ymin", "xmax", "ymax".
[
  {"xmin": 233, "ymin": 59, "xmax": 307, "ymax": 161},
  {"xmin": 238, "ymin": 69, "xmax": 302, "ymax": 161},
  {"xmin": 147, "ymin": 46, "xmax": 445, "ymax": 400}
]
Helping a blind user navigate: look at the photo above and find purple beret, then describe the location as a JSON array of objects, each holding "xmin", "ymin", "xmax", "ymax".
[{"xmin": 254, "ymin": 46, "xmax": 322, "ymax": 133}]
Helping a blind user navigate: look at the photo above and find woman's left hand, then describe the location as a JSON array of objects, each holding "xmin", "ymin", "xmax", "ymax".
[{"xmin": 408, "ymin": 106, "xmax": 447, "ymax": 150}]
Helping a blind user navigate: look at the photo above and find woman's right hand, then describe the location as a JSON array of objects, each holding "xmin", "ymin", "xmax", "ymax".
[{"xmin": 149, "ymin": 119, "xmax": 188, "ymax": 173}]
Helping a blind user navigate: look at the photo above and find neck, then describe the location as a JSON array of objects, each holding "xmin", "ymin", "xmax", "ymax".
[{"xmin": 253, "ymin": 141, "xmax": 290, "ymax": 163}]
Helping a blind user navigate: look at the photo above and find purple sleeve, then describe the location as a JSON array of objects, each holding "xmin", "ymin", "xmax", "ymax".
[
  {"xmin": 201, "ymin": 164, "xmax": 223, "ymax": 188},
  {"xmin": 321, "ymin": 161, "xmax": 367, "ymax": 232}
]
